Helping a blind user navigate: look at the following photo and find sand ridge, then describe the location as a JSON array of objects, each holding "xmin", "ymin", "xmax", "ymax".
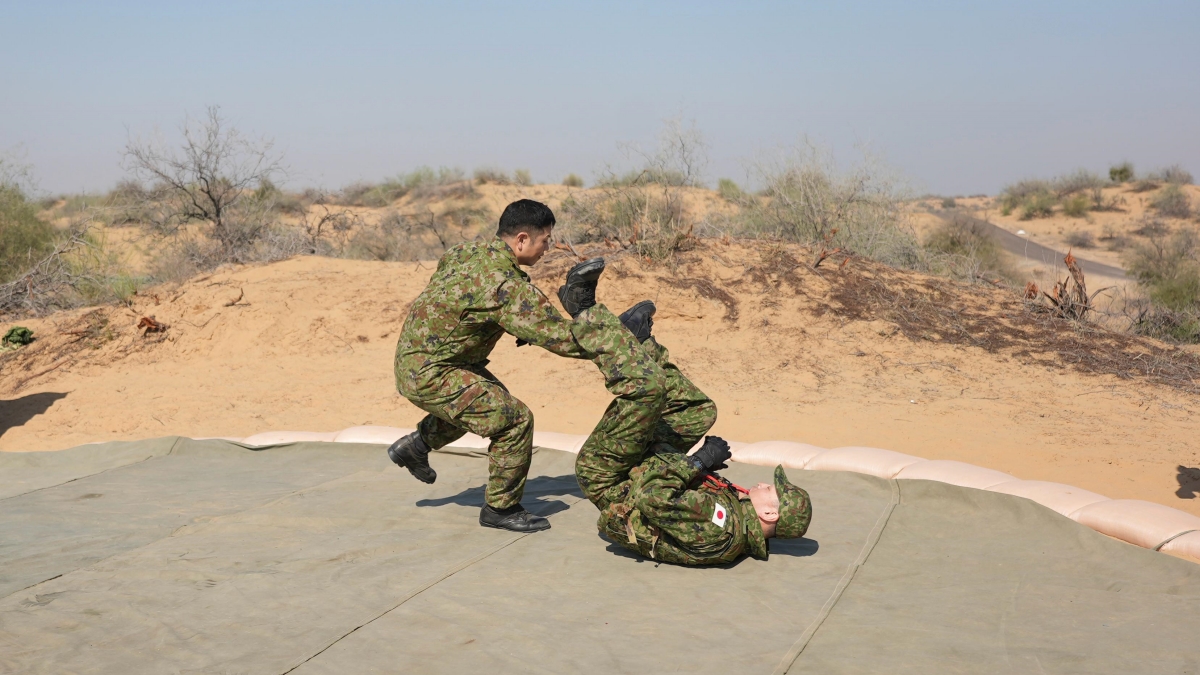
[{"xmin": 2, "ymin": 239, "xmax": 1198, "ymax": 518}]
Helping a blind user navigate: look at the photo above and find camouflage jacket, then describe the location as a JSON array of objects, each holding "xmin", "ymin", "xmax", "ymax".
[
  {"xmin": 394, "ymin": 238, "xmax": 588, "ymax": 414},
  {"xmin": 597, "ymin": 453, "xmax": 769, "ymax": 566}
]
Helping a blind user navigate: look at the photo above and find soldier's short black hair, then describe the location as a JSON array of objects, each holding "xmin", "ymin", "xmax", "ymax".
[{"xmin": 497, "ymin": 199, "xmax": 556, "ymax": 238}]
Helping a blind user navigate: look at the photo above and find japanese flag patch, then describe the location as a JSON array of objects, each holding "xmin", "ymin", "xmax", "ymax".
[{"xmin": 711, "ymin": 503, "xmax": 728, "ymax": 528}]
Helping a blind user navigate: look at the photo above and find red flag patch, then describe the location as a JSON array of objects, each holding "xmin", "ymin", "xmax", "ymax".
[{"xmin": 712, "ymin": 503, "xmax": 728, "ymax": 528}]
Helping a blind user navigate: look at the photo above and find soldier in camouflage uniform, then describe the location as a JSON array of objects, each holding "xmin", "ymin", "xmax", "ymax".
[
  {"xmin": 390, "ymin": 199, "xmax": 645, "ymax": 533},
  {"xmin": 566, "ymin": 294, "xmax": 813, "ymax": 565}
]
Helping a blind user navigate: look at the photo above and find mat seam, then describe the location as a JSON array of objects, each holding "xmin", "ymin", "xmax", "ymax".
[
  {"xmin": 278, "ymin": 496, "xmax": 581, "ymax": 675},
  {"xmin": 771, "ymin": 478, "xmax": 901, "ymax": 675},
  {"xmin": 0, "ymin": 436, "xmax": 184, "ymax": 502}
]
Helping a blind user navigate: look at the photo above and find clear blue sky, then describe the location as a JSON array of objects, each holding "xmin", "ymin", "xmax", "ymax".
[{"xmin": 2, "ymin": 0, "xmax": 1197, "ymax": 195}]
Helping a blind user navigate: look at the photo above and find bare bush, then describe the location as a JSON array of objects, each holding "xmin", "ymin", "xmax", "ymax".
[
  {"xmin": 1150, "ymin": 184, "xmax": 1192, "ymax": 218},
  {"xmin": 122, "ymin": 106, "xmax": 283, "ymax": 261}
]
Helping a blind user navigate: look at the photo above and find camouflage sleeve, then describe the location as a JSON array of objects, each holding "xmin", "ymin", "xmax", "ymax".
[
  {"xmin": 632, "ymin": 455, "xmax": 738, "ymax": 549},
  {"xmin": 494, "ymin": 278, "xmax": 589, "ymax": 358}
]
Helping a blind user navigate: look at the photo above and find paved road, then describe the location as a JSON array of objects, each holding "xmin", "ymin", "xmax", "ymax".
[{"xmin": 934, "ymin": 210, "xmax": 1128, "ymax": 279}]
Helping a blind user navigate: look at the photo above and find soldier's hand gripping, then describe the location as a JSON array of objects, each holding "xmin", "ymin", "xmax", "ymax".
[{"xmin": 690, "ymin": 436, "xmax": 732, "ymax": 472}]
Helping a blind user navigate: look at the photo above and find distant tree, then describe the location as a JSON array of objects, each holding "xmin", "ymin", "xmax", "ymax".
[{"xmin": 122, "ymin": 106, "xmax": 282, "ymax": 257}]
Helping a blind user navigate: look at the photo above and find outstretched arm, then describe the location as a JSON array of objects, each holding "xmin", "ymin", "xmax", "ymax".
[{"xmin": 495, "ymin": 278, "xmax": 590, "ymax": 358}]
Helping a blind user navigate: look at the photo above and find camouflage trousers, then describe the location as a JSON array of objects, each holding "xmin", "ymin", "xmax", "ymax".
[
  {"xmin": 572, "ymin": 307, "xmax": 717, "ymax": 510},
  {"xmin": 410, "ymin": 363, "xmax": 534, "ymax": 511}
]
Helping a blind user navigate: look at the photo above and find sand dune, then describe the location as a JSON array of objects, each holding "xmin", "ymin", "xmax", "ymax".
[{"xmin": 2, "ymin": 239, "xmax": 1198, "ymax": 519}]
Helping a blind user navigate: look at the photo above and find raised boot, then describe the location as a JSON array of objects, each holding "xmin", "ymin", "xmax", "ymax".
[
  {"xmin": 619, "ymin": 300, "xmax": 656, "ymax": 343},
  {"xmin": 386, "ymin": 431, "xmax": 437, "ymax": 484},
  {"xmin": 557, "ymin": 257, "xmax": 605, "ymax": 318},
  {"xmin": 479, "ymin": 504, "xmax": 551, "ymax": 532}
]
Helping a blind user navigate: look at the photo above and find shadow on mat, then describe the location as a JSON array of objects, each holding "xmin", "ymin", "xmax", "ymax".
[
  {"xmin": 0, "ymin": 391, "xmax": 68, "ymax": 438},
  {"xmin": 599, "ymin": 532, "xmax": 819, "ymax": 565},
  {"xmin": 416, "ymin": 474, "xmax": 584, "ymax": 517},
  {"xmin": 1177, "ymin": 466, "xmax": 1200, "ymax": 499}
]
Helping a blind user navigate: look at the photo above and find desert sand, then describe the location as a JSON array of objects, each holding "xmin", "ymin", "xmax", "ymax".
[{"xmin": 3, "ymin": 239, "xmax": 1198, "ymax": 519}]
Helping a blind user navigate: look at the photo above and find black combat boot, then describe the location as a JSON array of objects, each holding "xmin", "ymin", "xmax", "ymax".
[
  {"xmin": 479, "ymin": 504, "xmax": 551, "ymax": 532},
  {"xmin": 557, "ymin": 257, "xmax": 605, "ymax": 318},
  {"xmin": 619, "ymin": 300, "xmax": 656, "ymax": 343},
  {"xmin": 387, "ymin": 431, "xmax": 437, "ymax": 484}
]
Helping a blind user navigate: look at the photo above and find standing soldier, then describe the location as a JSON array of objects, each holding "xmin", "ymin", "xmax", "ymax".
[{"xmin": 389, "ymin": 199, "xmax": 637, "ymax": 533}]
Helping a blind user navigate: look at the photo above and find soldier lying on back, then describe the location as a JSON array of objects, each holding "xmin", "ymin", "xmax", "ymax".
[
  {"xmin": 598, "ymin": 442, "xmax": 812, "ymax": 565},
  {"xmin": 552, "ymin": 257, "xmax": 812, "ymax": 565}
]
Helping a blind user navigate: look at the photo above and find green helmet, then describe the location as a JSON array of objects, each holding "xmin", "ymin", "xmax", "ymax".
[{"xmin": 773, "ymin": 465, "xmax": 812, "ymax": 539}]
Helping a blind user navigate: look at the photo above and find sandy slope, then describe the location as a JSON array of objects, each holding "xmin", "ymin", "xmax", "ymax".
[{"xmin": 3, "ymin": 240, "xmax": 1198, "ymax": 519}]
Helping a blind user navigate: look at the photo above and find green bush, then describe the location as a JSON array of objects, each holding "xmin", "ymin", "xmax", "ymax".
[
  {"xmin": 1020, "ymin": 192, "xmax": 1057, "ymax": 219},
  {"xmin": 1062, "ymin": 193, "xmax": 1090, "ymax": 217},
  {"xmin": 562, "ymin": 173, "xmax": 584, "ymax": 188},
  {"xmin": 0, "ymin": 184, "xmax": 57, "ymax": 283},
  {"xmin": 1109, "ymin": 162, "xmax": 1134, "ymax": 183},
  {"xmin": 940, "ymin": 197, "xmax": 957, "ymax": 209},
  {"xmin": 925, "ymin": 218, "xmax": 1021, "ymax": 285},
  {"xmin": 717, "ymin": 178, "xmax": 745, "ymax": 202},
  {"xmin": 1151, "ymin": 184, "xmax": 1192, "ymax": 218},
  {"xmin": 340, "ymin": 167, "xmax": 469, "ymax": 207}
]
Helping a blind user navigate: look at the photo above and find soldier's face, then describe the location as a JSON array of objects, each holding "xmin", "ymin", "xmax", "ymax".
[
  {"xmin": 749, "ymin": 483, "xmax": 780, "ymax": 524},
  {"xmin": 512, "ymin": 228, "xmax": 554, "ymax": 266}
]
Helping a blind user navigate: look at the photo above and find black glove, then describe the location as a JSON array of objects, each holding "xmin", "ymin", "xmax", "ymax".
[{"xmin": 690, "ymin": 436, "xmax": 731, "ymax": 472}]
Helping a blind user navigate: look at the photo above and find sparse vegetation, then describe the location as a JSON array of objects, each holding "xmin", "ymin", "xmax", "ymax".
[
  {"xmin": 1, "ymin": 168, "xmax": 57, "ymax": 284},
  {"xmin": 1150, "ymin": 184, "xmax": 1192, "ymax": 219},
  {"xmin": 924, "ymin": 217, "xmax": 1021, "ymax": 285},
  {"xmin": 1123, "ymin": 229, "xmax": 1200, "ymax": 342},
  {"xmin": 474, "ymin": 167, "xmax": 511, "ymax": 185},
  {"xmin": 562, "ymin": 174, "xmax": 584, "ymax": 188},
  {"xmin": 340, "ymin": 167, "xmax": 471, "ymax": 207},
  {"xmin": 940, "ymin": 197, "xmax": 957, "ymax": 209},
  {"xmin": 1146, "ymin": 165, "xmax": 1193, "ymax": 185},
  {"xmin": 513, "ymin": 169, "xmax": 532, "ymax": 186}
]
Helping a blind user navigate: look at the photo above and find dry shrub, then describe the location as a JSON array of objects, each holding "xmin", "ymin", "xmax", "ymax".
[
  {"xmin": 1061, "ymin": 193, "xmax": 1090, "ymax": 218},
  {"xmin": 924, "ymin": 216, "xmax": 1021, "ymax": 285},
  {"xmin": 338, "ymin": 167, "xmax": 471, "ymax": 207},
  {"xmin": 1065, "ymin": 230, "xmax": 1096, "ymax": 248},
  {"xmin": 1150, "ymin": 184, "xmax": 1192, "ymax": 219},
  {"xmin": 562, "ymin": 173, "xmax": 584, "ymax": 188},
  {"xmin": 1146, "ymin": 165, "xmax": 1194, "ymax": 185},
  {"xmin": 345, "ymin": 205, "xmax": 490, "ymax": 262},
  {"xmin": 740, "ymin": 142, "xmax": 921, "ymax": 269},
  {"xmin": 474, "ymin": 167, "xmax": 511, "ymax": 185},
  {"xmin": 717, "ymin": 178, "xmax": 745, "ymax": 203},
  {"xmin": 558, "ymin": 120, "xmax": 710, "ymax": 262}
]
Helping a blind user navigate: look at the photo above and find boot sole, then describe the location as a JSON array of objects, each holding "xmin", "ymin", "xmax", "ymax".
[
  {"xmin": 479, "ymin": 516, "xmax": 552, "ymax": 532},
  {"xmin": 566, "ymin": 257, "xmax": 605, "ymax": 283}
]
